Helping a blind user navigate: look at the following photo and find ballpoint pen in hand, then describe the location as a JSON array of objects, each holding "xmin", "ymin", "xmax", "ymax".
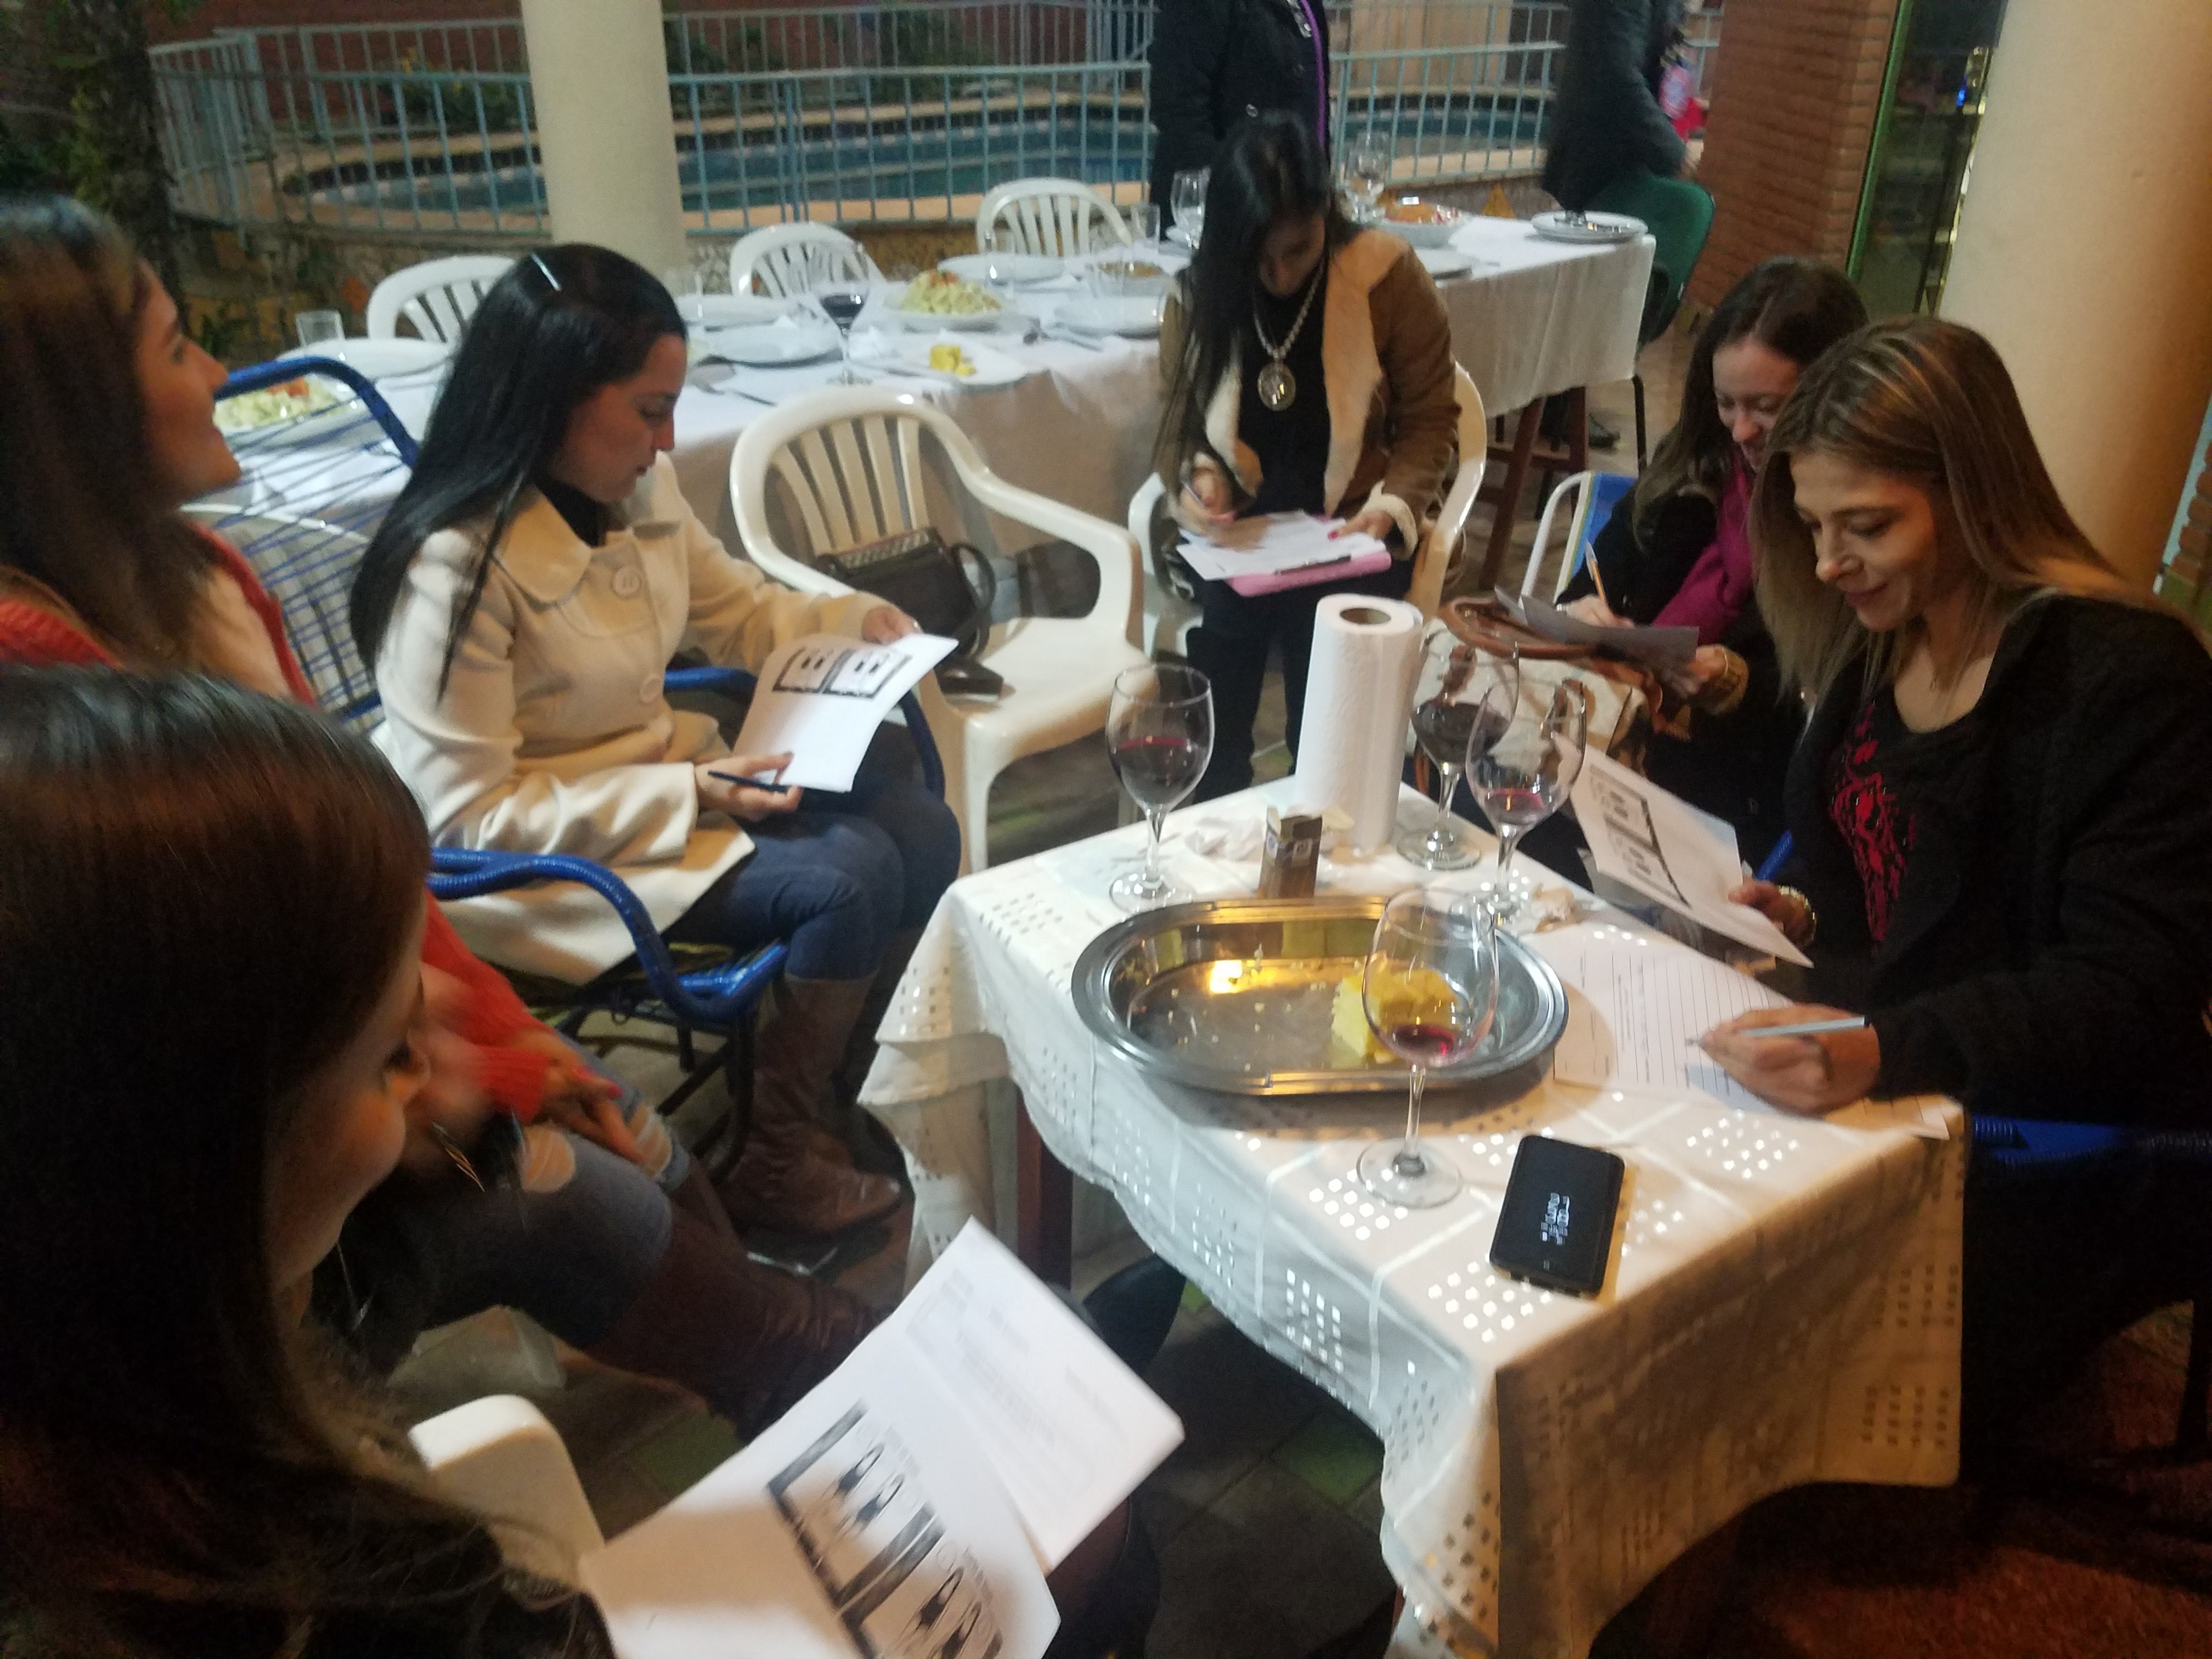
[{"xmin": 1692, "ymin": 1014, "xmax": 1866, "ymax": 1045}]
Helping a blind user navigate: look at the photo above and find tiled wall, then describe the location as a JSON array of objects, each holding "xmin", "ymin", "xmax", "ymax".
[{"xmin": 1689, "ymin": 0, "xmax": 1901, "ymax": 309}]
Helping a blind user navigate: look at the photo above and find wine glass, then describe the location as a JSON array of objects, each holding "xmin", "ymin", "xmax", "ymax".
[
  {"xmin": 1359, "ymin": 887, "xmax": 1499, "ymax": 1208},
  {"xmin": 1106, "ymin": 664, "xmax": 1214, "ymax": 913},
  {"xmin": 1170, "ymin": 167, "xmax": 1209, "ymax": 247},
  {"xmin": 1397, "ymin": 631, "xmax": 1517, "ymax": 871},
  {"xmin": 805, "ymin": 245, "xmax": 871, "ymax": 386},
  {"xmin": 1346, "ymin": 132, "xmax": 1391, "ymax": 221},
  {"xmin": 1465, "ymin": 680, "xmax": 1589, "ymax": 922}
]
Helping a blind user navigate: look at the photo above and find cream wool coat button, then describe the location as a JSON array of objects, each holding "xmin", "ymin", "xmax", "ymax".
[
  {"xmin": 640, "ymin": 673, "xmax": 662, "ymax": 704},
  {"xmin": 612, "ymin": 566, "xmax": 644, "ymax": 599}
]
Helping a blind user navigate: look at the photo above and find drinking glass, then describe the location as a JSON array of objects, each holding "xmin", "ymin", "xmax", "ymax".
[
  {"xmin": 1359, "ymin": 887, "xmax": 1499, "ymax": 1208},
  {"xmin": 805, "ymin": 245, "xmax": 871, "ymax": 385},
  {"xmin": 294, "ymin": 309, "xmax": 343, "ymax": 349},
  {"xmin": 1346, "ymin": 132, "xmax": 1391, "ymax": 221},
  {"xmin": 1170, "ymin": 168, "xmax": 1209, "ymax": 247},
  {"xmin": 1465, "ymin": 680, "xmax": 1589, "ymax": 921},
  {"xmin": 1105, "ymin": 663, "xmax": 1214, "ymax": 913},
  {"xmin": 1396, "ymin": 633, "xmax": 1517, "ymax": 871},
  {"xmin": 661, "ymin": 260, "xmax": 705, "ymax": 325},
  {"xmin": 1126, "ymin": 201, "xmax": 1161, "ymax": 248}
]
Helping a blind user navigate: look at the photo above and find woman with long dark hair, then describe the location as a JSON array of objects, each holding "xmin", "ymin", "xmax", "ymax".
[
  {"xmin": 1696, "ymin": 318, "xmax": 2212, "ymax": 1451},
  {"xmin": 1155, "ymin": 111, "xmax": 1460, "ymax": 798},
  {"xmin": 351, "ymin": 244, "xmax": 960, "ymax": 1242},
  {"xmin": 0, "ymin": 194, "xmax": 873, "ymax": 1445},
  {"xmin": 1558, "ymin": 257, "xmax": 1867, "ymax": 862},
  {"xmin": 0, "ymin": 669, "xmax": 618, "ymax": 1656}
]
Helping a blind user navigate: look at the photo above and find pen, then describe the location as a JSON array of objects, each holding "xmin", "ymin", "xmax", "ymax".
[
  {"xmin": 708, "ymin": 769, "xmax": 790, "ymax": 789},
  {"xmin": 1692, "ymin": 1015, "xmax": 1867, "ymax": 1044}
]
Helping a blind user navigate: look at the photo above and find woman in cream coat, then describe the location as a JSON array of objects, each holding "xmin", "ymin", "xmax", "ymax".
[{"xmin": 354, "ymin": 245, "xmax": 960, "ymax": 1240}]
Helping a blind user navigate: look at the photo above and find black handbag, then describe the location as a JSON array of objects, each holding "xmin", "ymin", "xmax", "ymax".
[{"xmin": 816, "ymin": 528, "xmax": 1005, "ymax": 695}]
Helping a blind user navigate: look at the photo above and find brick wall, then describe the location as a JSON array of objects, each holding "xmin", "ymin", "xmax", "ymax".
[{"xmin": 1688, "ymin": 0, "xmax": 1899, "ymax": 310}]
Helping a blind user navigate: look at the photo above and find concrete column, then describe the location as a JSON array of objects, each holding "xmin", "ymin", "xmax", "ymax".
[
  {"xmin": 1940, "ymin": 1, "xmax": 2212, "ymax": 587},
  {"xmin": 520, "ymin": 0, "xmax": 686, "ymax": 275}
]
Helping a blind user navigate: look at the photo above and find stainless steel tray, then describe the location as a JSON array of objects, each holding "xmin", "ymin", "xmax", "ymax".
[{"xmin": 1071, "ymin": 896, "xmax": 1567, "ymax": 1096}]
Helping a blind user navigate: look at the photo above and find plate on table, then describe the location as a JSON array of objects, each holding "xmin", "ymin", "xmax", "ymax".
[
  {"xmin": 1381, "ymin": 200, "xmax": 1466, "ymax": 247},
  {"xmin": 1415, "ymin": 246, "xmax": 1476, "ymax": 280},
  {"xmin": 1071, "ymin": 895, "xmax": 1568, "ymax": 1096},
  {"xmin": 889, "ymin": 275, "xmax": 1008, "ymax": 331},
  {"xmin": 278, "ymin": 336, "xmax": 449, "ymax": 381},
  {"xmin": 689, "ymin": 292, "xmax": 795, "ymax": 328},
  {"xmin": 1054, "ymin": 296, "xmax": 1162, "ymax": 337},
  {"xmin": 1531, "ymin": 210, "xmax": 1647, "ymax": 244},
  {"xmin": 853, "ymin": 335, "xmax": 1031, "ymax": 389},
  {"xmin": 702, "ymin": 319, "xmax": 844, "ymax": 365},
  {"xmin": 939, "ymin": 252, "xmax": 1065, "ymax": 286}
]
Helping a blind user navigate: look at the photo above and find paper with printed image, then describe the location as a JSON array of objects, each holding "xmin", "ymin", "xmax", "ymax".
[
  {"xmin": 1570, "ymin": 750, "xmax": 1812, "ymax": 967},
  {"xmin": 1177, "ymin": 512, "xmax": 1385, "ymax": 582},
  {"xmin": 727, "ymin": 631, "xmax": 956, "ymax": 793}
]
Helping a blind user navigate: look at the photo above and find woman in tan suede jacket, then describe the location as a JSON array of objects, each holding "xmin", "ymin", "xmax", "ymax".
[{"xmin": 1155, "ymin": 111, "xmax": 1459, "ymax": 798}]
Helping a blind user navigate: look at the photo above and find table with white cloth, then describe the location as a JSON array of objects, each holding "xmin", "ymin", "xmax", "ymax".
[
  {"xmin": 225, "ymin": 223, "xmax": 1650, "ymax": 574},
  {"xmin": 857, "ymin": 780, "xmax": 1963, "ymax": 1659}
]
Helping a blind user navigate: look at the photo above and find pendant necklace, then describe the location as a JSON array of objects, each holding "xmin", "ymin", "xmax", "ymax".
[{"xmin": 1252, "ymin": 263, "xmax": 1323, "ymax": 412}]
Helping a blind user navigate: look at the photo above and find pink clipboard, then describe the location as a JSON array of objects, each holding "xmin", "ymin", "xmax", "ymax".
[{"xmin": 1226, "ymin": 548, "xmax": 1393, "ymax": 596}]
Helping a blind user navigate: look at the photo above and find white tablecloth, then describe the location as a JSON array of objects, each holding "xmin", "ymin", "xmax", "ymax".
[{"xmin": 859, "ymin": 781, "xmax": 1963, "ymax": 1659}]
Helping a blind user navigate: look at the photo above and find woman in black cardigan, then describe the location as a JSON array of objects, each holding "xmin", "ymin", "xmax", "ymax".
[
  {"xmin": 1559, "ymin": 257, "xmax": 1866, "ymax": 865},
  {"xmin": 1698, "ymin": 318, "xmax": 2212, "ymax": 1450}
]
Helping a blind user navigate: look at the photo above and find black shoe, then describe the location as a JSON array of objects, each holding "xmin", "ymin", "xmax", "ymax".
[
  {"xmin": 1587, "ymin": 413, "xmax": 1619, "ymax": 452},
  {"xmin": 1082, "ymin": 1255, "xmax": 1187, "ymax": 1375}
]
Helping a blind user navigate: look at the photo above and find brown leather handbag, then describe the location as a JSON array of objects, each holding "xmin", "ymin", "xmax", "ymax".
[{"xmin": 1439, "ymin": 594, "xmax": 1660, "ymax": 771}]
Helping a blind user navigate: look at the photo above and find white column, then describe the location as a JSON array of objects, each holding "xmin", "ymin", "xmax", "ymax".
[
  {"xmin": 520, "ymin": 0, "xmax": 687, "ymax": 276},
  {"xmin": 1939, "ymin": 1, "xmax": 2212, "ymax": 587}
]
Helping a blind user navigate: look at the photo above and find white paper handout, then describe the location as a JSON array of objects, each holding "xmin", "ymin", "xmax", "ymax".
[
  {"xmin": 727, "ymin": 631, "xmax": 956, "ymax": 793},
  {"xmin": 1177, "ymin": 512, "xmax": 1385, "ymax": 582},
  {"xmin": 578, "ymin": 1222, "xmax": 1182, "ymax": 1659},
  {"xmin": 1571, "ymin": 751, "xmax": 1812, "ymax": 967},
  {"xmin": 1494, "ymin": 589, "xmax": 1697, "ymax": 671}
]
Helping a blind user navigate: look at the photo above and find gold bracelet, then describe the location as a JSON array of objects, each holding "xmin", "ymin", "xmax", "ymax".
[{"xmin": 1774, "ymin": 884, "xmax": 1816, "ymax": 948}]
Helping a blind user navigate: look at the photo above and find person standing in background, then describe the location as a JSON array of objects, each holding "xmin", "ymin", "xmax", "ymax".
[
  {"xmin": 1148, "ymin": 0, "xmax": 1331, "ymax": 223},
  {"xmin": 1541, "ymin": 0, "xmax": 1689, "ymax": 211}
]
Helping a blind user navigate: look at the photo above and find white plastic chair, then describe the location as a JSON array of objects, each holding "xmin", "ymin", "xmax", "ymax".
[
  {"xmin": 366, "ymin": 255, "xmax": 515, "ymax": 345},
  {"xmin": 726, "ymin": 223, "xmax": 882, "ymax": 298},
  {"xmin": 977, "ymin": 178, "xmax": 1133, "ymax": 258},
  {"xmin": 1125, "ymin": 365, "xmax": 1486, "ymax": 636},
  {"xmin": 730, "ymin": 387, "xmax": 1144, "ymax": 872},
  {"xmin": 1523, "ymin": 469, "xmax": 1637, "ymax": 602},
  {"xmin": 411, "ymin": 1394, "xmax": 603, "ymax": 1588}
]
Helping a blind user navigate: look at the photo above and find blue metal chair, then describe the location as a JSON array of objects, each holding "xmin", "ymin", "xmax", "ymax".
[{"xmin": 200, "ymin": 358, "xmax": 947, "ymax": 1123}]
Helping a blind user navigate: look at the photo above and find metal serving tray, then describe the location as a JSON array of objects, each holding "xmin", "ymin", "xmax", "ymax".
[{"xmin": 1070, "ymin": 896, "xmax": 1568, "ymax": 1096}]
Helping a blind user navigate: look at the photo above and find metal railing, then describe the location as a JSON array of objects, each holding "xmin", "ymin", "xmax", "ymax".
[{"xmin": 150, "ymin": 2, "xmax": 1715, "ymax": 240}]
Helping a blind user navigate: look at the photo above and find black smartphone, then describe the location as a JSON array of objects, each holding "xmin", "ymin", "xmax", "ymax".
[{"xmin": 1488, "ymin": 1134, "xmax": 1626, "ymax": 1297}]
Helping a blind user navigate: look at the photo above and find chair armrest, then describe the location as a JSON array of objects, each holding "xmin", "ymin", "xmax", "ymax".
[
  {"xmin": 411, "ymin": 1395, "xmax": 604, "ymax": 1587},
  {"xmin": 1413, "ymin": 459, "xmax": 1486, "ymax": 619},
  {"xmin": 947, "ymin": 459, "xmax": 1142, "ymax": 647}
]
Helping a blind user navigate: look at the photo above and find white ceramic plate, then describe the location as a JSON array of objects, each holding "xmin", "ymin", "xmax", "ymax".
[
  {"xmin": 1380, "ymin": 206, "xmax": 1465, "ymax": 247},
  {"xmin": 853, "ymin": 335, "xmax": 1032, "ymax": 389},
  {"xmin": 939, "ymin": 252, "xmax": 1064, "ymax": 286},
  {"xmin": 278, "ymin": 336, "xmax": 449, "ymax": 380},
  {"xmin": 1415, "ymin": 246, "xmax": 1476, "ymax": 280},
  {"xmin": 888, "ymin": 283, "xmax": 1008, "ymax": 331},
  {"xmin": 689, "ymin": 292, "xmax": 794, "ymax": 328},
  {"xmin": 1054, "ymin": 296, "xmax": 1162, "ymax": 338},
  {"xmin": 1531, "ymin": 210, "xmax": 1647, "ymax": 244},
  {"xmin": 703, "ymin": 320, "xmax": 844, "ymax": 365}
]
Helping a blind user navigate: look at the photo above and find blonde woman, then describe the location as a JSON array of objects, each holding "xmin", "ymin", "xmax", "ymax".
[{"xmin": 1695, "ymin": 317, "xmax": 2212, "ymax": 1452}]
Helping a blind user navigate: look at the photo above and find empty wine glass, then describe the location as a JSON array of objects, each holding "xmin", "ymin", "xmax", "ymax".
[
  {"xmin": 1107, "ymin": 663, "xmax": 1214, "ymax": 913},
  {"xmin": 1170, "ymin": 167, "xmax": 1209, "ymax": 247},
  {"xmin": 1465, "ymin": 680, "xmax": 1589, "ymax": 922},
  {"xmin": 1346, "ymin": 132, "xmax": 1391, "ymax": 221},
  {"xmin": 805, "ymin": 245, "xmax": 871, "ymax": 386},
  {"xmin": 1359, "ymin": 887, "xmax": 1499, "ymax": 1208},
  {"xmin": 1397, "ymin": 631, "xmax": 1517, "ymax": 871}
]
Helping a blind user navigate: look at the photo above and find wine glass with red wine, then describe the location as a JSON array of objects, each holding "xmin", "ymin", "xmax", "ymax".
[
  {"xmin": 1465, "ymin": 679, "xmax": 1588, "ymax": 922},
  {"xmin": 1358, "ymin": 887, "xmax": 1499, "ymax": 1207},
  {"xmin": 1105, "ymin": 663, "xmax": 1214, "ymax": 913},
  {"xmin": 1396, "ymin": 631, "xmax": 1517, "ymax": 870},
  {"xmin": 805, "ymin": 245, "xmax": 871, "ymax": 385}
]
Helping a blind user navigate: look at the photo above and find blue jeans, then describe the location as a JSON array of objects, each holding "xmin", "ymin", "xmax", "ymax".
[{"xmin": 667, "ymin": 732, "xmax": 961, "ymax": 980}]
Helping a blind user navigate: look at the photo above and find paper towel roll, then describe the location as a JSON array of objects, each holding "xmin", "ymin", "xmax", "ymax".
[{"xmin": 1293, "ymin": 594, "xmax": 1424, "ymax": 851}]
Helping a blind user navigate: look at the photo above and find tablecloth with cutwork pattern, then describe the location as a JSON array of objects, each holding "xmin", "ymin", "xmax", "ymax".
[{"xmin": 859, "ymin": 782, "xmax": 1963, "ymax": 1658}]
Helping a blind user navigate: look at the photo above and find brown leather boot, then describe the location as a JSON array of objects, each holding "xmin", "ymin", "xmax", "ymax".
[
  {"xmin": 719, "ymin": 975, "xmax": 904, "ymax": 1235},
  {"xmin": 588, "ymin": 1210, "xmax": 875, "ymax": 1436},
  {"xmin": 668, "ymin": 1160, "xmax": 738, "ymax": 1244},
  {"xmin": 825, "ymin": 926, "xmax": 926, "ymax": 1175}
]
